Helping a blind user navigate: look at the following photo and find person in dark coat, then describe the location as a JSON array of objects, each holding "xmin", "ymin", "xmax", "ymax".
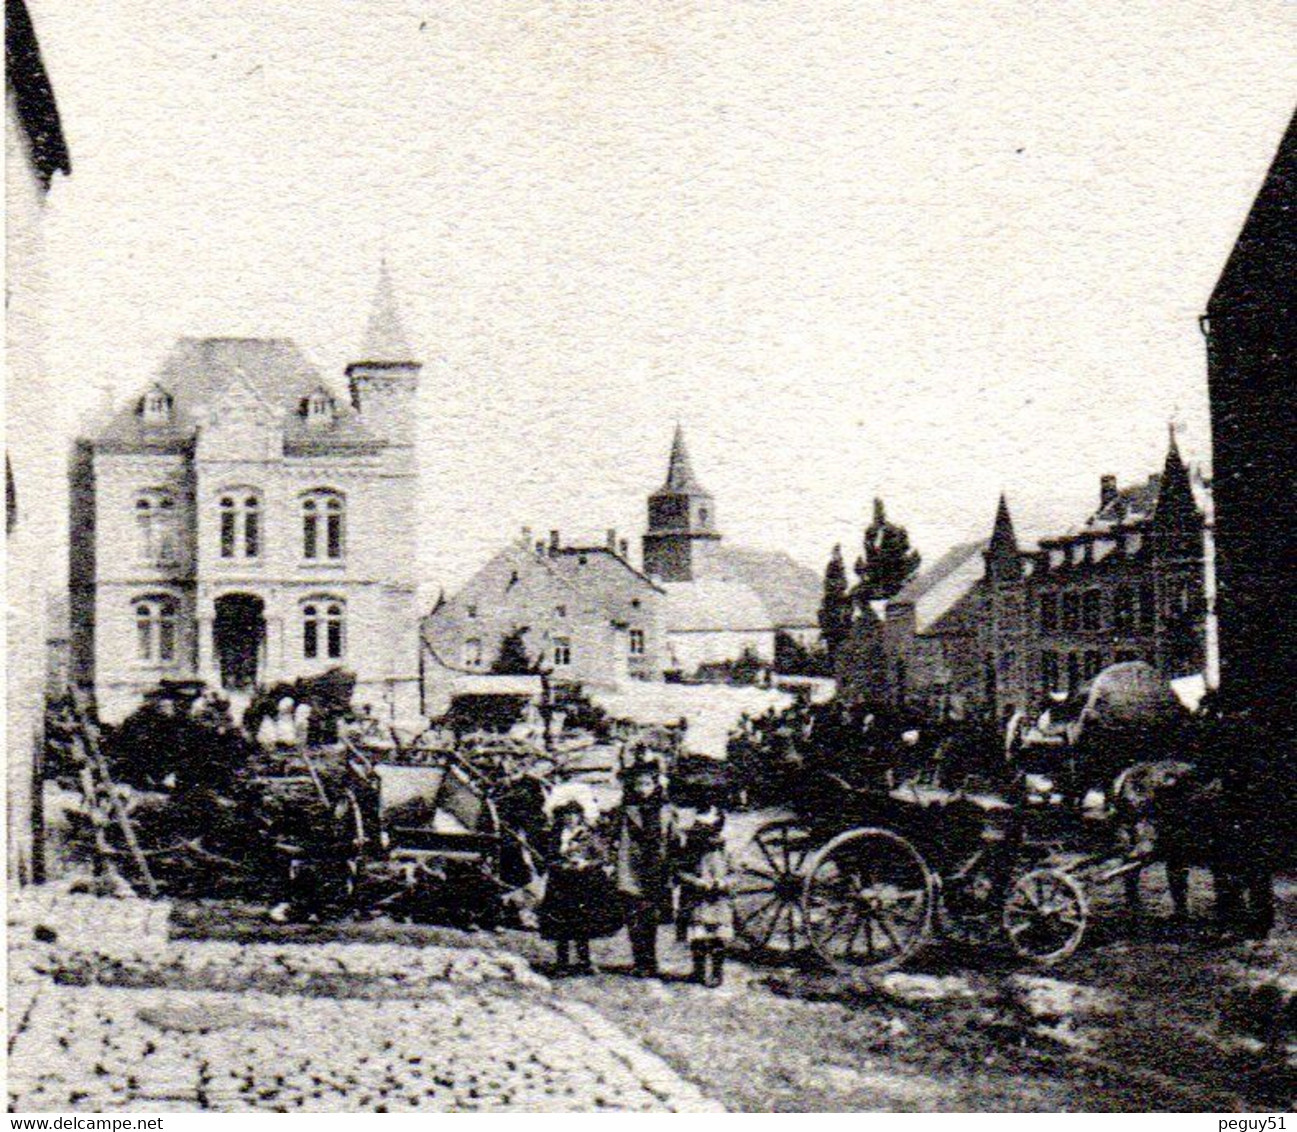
[
  {"xmin": 615, "ymin": 754, "xmax": 671, "ymax": 977},
  {"xmin": 537, "ymin": 783, "xmax": 622, "ymax": 974}
]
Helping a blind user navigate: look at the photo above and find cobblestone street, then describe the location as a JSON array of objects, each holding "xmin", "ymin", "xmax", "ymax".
[{"xmin": 7, "ymin": 894, "xmax": 718, "ymax": 1113}]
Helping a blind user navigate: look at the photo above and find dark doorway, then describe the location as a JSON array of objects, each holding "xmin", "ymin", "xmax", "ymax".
[{"xmin": 214, "ymin": 593, "xmax": 265, "ymax": 690}]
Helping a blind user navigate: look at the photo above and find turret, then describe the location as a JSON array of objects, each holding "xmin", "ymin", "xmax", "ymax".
[
  {"xmin": 1150, "ymin": 425, "xmax": 1202, "ymax": 562},
  {"xmin": 346, "ymin": 261, "xmax": 421, "ymax": 460},
  {"xmin": 984, "ymin": 494, "xmax": 1023, "ymax": 582}
]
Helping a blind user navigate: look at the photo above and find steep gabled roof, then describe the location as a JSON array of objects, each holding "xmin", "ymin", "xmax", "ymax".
[
  {"xmin": 548, "ymin": 545, "xmax": 664, "ymax": 595},
  {"xmin": 1208, "ymin": 106, "xmax": 1297, "ymax": 317},
  {"xmin": 93, "ymin": 337, "xmax": 380, "ymax": 453},
  {"xmin": 662, "ymin": 580, "xmax": 774, "ymax": 633},
  {"xmin": 893, "ymin": 539, "xmax": 986, "ymax": 635},
  {"xmin": 5, "ymin": 0, "xmax": 70, "ymax": 188},
  {"xmin": 707, "ymin": 544, "xmax": 821, "ymax": 628}
]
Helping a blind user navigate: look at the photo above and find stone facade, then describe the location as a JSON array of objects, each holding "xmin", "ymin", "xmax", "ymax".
[
  {"xmin": 70, "ymin": 271, "xmax": 421, "ymax": 723},
  {"xmin": 420, "ymin": 530, "xmax": 667, "ymax": 712}
]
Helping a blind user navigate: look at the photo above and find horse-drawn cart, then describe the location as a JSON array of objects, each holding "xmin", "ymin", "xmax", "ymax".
[
  {"xmin": 732, "ymin": 783, "xmax": 1100, "ymax": 973},
  {"xmin": 732, "ymin": 663, "xmax": 1203, "ymax": 974}
]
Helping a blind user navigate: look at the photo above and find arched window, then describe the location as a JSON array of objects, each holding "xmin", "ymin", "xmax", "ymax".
[
  {"xmin": 133, "ymin": 595, "xmax": 177, "ymax": 664},
  {"xmin": 302, "ymin": 598, "xmax": 345, "ymax": 660},
  {"xmin": 140, "ymin": 385, "xmax": 172, "ymax": 424},
  {"xmin": 135, "ymin": 490, "xmax": 179, "ymax": 565},
  {"xmin": 219, "ymin": 491, "xmax": 260, "ymax": 559},
  {"xmin": 302, "ymin": 491, "xmax": 344, "ymax": 561},
  {"xmin": 302, "ymin": 388, "xmax": 335, "ymax": 426}
]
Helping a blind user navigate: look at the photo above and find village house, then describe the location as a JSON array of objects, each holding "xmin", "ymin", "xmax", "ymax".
[
  {"xmin": 420, "ymin": 426, "xmax": 824, "ymax": 709},
  {"xmin": 840, "ymin": 432, "xmax": 1213, "ymax": 721},
  {"xmin": 982, "ymin": 431, "xmax": 1211, "ymax": 719},
  {"xmin": 420, "ymin": 529, "xmax": 667, "ymax": 714},
  {"xmin": 69, "ymin": 267, "xmax": 423, "ymax": 723},
  {"xmin": 1203, "ymin": 108, "xmax": 1295, "ymax": 724},
  {"xmin": 7, "ymin": 0, "xmax": 72, "ymax": 881}
]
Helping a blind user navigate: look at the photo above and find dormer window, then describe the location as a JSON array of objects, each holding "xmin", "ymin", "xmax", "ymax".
[
  {"xmin": 141, "ymin": 386, "xmax": 173, "ymax": 425},
  {"xmin": 303, "ymin": 388, "xmax": 335, "ymax": 426}
]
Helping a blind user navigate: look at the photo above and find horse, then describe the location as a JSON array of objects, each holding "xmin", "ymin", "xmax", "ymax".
[{"xmin": 1112, "ymin": 758, "xmax": 1276, "ymax": 939}]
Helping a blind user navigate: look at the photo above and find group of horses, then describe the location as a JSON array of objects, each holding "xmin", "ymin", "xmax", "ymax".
[{"xmin": 1005, "ymin": 666, "xmax": 1284, "ymax": 941}]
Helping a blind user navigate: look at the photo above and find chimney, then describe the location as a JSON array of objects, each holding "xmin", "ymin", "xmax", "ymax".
[
  {"xmin": 520, "ymin": 525, "xmax": 532, "ymax": 548},
  {"xmin": 1100, "ymin": 475, "xmax": 1118, "ymax": 509},
  {"xmin": 606, "ymin": 528, "xmax": 617, "ymax": 552},
  {"xmin": 534, "ymin": 541, "xmax": 545, "ymax": 557},
  {"xmin": 619, "ymin": 538, "xmax": 629, "ymax": 559},
  {"xmin": 549, "ymin": 529, "xmax": 560, "ymax": 555}
]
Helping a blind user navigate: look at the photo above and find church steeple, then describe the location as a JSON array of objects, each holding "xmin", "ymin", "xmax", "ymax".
[
  {"xmin": 642, "ymin": 426, "xmax": 720, "ymax": 582},
  {"xmin": 663, "ymin": 423, "xmax": 706, "ymax": 492}
]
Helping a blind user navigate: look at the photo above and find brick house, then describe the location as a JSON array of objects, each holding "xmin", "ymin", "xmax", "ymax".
[
  {"xmin": 69, "ymin": 268, "xmax": 422, "ymax": 722},
  {"xmin": 981, "ymin": 432, "xmax": 1211, "ymax": 720}
]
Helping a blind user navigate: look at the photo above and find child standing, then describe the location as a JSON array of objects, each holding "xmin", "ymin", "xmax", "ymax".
[
  {"xmin": 538, "ymin": 783, "xmax": 622, "ymax": 974},
  {"xmin": 675, "ymin": 807, "xmax": 734, "ymax": 987}
]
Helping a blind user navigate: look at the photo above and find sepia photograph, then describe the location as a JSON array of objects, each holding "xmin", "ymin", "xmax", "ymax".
[{"xmin": 5, "ymin": 0, "xmax": 1294, "ymax": 1115}]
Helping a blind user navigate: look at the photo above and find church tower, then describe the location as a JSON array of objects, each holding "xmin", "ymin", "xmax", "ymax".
[
  {"xmin": 642, "ymin": 426, "xmax": 721, "ymax": 582},
  {"xmin": 346, "ymin": 261, "xmax": 421, "ymax": 472}
]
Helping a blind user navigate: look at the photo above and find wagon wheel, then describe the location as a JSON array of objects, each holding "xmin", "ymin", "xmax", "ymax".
[
  {"xmin": 1002, "ymin": 867, "xmax": 1088, "ymax": 965},
  {"xmin": 802, "ymin": 828, "xmax": 936, "ymax": 974},
  {"xmin": 732, "ymin": 820, "xmax": 816, "ymax": 956}
]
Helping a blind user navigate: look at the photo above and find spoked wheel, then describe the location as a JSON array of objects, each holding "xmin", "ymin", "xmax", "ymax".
[
  {"xmin": 732, "ymin": 820, "xmax": 816, "ymax": 956},
  {"xmin": 803, "ymin": 828, "xmax": 936, "ymax": 974},
  {"xmin": 1002, "ymin": 867, "xmax": 1088, "ymax": 965}
]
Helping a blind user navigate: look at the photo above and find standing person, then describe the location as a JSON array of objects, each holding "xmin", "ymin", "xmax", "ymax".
[
  {"xmin": 615, "ymin": 752, "xmax": 670, "ymax": 977},
  {"xmin": 675, "ymin": 807, "xmax": 735, "ymax": 987},
  {"xmin": 538, "ymin": 783, "xmax": 622, "ymax": 974}
]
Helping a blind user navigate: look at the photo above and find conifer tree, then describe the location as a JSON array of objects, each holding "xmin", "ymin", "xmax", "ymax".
[
  {"xmin": 817, "ymin": 543, "xmax": 853, "ymax": 654},
  {"xmin": 853, "ymin": 498, "xmax": 921, "ymax": 606}
]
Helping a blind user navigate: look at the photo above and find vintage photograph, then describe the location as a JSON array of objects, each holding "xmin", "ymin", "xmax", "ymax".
[{"xmin": 6, "ymin": 0, "xmax": 1294, "ymax": 1115}]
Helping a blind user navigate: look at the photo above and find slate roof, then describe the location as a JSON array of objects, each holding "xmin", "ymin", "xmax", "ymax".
[
  {"xmin": 892, "ymin": 539, "xmax": 986, "ymax": 635},
  {"xmin": 1209, "ymin": 107, "xmax": 1297, "ymax": 317},
  {"xmin": 6, "ymin": 0, "xmax": 71, "ymax": 188},
  {"xmin": 706, "ymin": 544, "xmax": 822, "ymax": 628},
  {"xmin": 548, "ymin": 546, "xmax": 664, "ymax": 596},
  {"xmin": 359, "ymin": 260, "xmax": 416, "ymax": 363},
  {"xmin": 662, "ymin": 580, "xmax": 775, "ymax": 634},
  {"xmin": 92, "ymin": 337, "xmax": 381, "ymax": 454},
  {"xmin": 656, "ymin": 425, "xmax": 710, "ymax": 495}
]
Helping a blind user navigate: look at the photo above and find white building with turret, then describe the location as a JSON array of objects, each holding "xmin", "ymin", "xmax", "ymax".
[{"xmin": 69, "ymin": 267, "xmax": 422, "ymax": 722}]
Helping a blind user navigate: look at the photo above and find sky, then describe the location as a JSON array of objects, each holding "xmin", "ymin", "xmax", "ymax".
[{"xmin": 28, "ymin": 0, "xmax": 1297, "ymax": 601}]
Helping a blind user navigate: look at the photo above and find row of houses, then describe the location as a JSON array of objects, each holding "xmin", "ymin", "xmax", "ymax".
[{"xmin": 841, "ymin": 430, "xmax": 1214, "ymax": 721}]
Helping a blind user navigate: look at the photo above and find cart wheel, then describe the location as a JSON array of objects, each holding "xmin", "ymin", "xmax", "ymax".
[
  {"xmin": 732, "ymin": 820, "xmax": 816, "ymax": 956},
  {"xmin": 802, "ymin": 828, "xmax": 935, "ymax": 974},
  {"xmin": 1002, "ymin": 867, "xmax": 1088, "ymax": 965}
]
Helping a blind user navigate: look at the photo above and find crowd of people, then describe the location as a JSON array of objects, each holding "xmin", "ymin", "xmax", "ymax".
[{"xmin": 537, "ymin": 753, "xmax": 735, "ymax": 987}]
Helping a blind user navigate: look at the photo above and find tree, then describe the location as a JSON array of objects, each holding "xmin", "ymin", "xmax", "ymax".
[
  {"xmin": 853, "ymin": 498, "xmax": 921, "ymax": 607},
  {"xmin": 490, "ymin": 627, "xmax": 536, "ymax": 675},
  {"xmin": 817, "ymin": 543, "xmax": 853, "ymax": 655}
]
